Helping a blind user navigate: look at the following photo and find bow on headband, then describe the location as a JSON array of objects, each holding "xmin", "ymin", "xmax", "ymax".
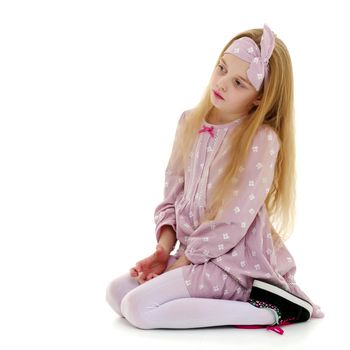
[{"xmin": 224, "ymin": 23, "xmax": 276, "ymax": 91}]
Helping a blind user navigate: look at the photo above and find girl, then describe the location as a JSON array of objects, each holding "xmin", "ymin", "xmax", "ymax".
[{"xmin": 106, "ymin": 23, "xmax": 324, "ymax": 335}]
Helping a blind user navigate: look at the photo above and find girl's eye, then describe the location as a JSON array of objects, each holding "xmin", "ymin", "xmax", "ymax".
[
  {"xmin": 217, "ymin": 64, "xmax": 245, "ymax": 88},
  {"xmin": 233, "ymin": 77, "xmax": 245, "ymax": 88}
]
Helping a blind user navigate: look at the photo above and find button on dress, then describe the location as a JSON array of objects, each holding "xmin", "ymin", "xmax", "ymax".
[{"xmin": 154, "ymin": 109, "xmax": 324, "ymax": 319}]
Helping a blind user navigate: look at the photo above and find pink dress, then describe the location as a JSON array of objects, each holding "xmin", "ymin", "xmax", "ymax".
[{"xmin": 154, "ymin": 109, "xmax": 324, "ymax": 319}]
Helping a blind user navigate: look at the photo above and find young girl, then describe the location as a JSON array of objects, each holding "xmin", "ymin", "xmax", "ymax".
[{"xmin": 106, "ymin": 23, "xmax": 324, "ymax": 335}]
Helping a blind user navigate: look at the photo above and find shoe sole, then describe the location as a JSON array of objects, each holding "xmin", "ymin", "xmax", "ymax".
[{"xmin": 252, "ymin": 280, "xmax": 313, "ymax": 316}]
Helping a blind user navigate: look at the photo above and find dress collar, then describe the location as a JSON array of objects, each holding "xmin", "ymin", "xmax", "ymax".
[{"xmin": 198, "ymin": 115, "xmax": 244, "ymax": 137}]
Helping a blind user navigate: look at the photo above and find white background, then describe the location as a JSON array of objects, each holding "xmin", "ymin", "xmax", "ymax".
[{"xmin": 0, "ymin": 0, "xmax": 349, "ymax": 349}]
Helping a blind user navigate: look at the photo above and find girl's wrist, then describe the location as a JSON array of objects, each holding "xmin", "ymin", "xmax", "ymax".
[{"xmin": 157, "ymin": 242, "xmax": 174, "ymax": 256}]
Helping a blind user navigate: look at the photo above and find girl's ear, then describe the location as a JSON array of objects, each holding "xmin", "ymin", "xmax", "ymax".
[{"xmin": 252, "ymin": 95, "xmax": 262, "ymax": 106}]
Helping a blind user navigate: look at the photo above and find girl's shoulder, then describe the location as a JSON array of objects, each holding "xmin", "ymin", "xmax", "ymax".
[
  {"xmin": 256, "ymin": 124, "xmax": 281, "ymax": 149},
  {"xmin": 177, "ymin": 108, "xmax": 193, "ymax": 127},
  {"xmin": 181, "ymin": 108, "xmax": 192, "ymax": 121}
]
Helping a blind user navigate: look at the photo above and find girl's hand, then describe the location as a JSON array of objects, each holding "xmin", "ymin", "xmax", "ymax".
[
  {"xmin": 165, "ymin": 254, "xmax": 191, "ymax": 272},
  {"xmin": 129, "ymin": 244, "xmax": 170, "ymax": 284}
]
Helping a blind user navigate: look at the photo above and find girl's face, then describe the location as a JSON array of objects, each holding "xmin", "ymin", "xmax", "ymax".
[{"xmin": 209, "ymin": 53, "xmax": 261, "ymax": 119}]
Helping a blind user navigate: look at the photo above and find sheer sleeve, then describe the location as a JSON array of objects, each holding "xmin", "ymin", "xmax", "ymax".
[
  {"xmin": 184, "ymin": 126, "xmax": 281, "ymax": 264},
  {"xmin": 153, "ymin": 110, "xmax": 187, "ymax": 242}
]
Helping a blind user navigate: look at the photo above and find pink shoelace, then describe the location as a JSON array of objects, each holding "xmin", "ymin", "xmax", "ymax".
[
  {"xmin": 233, "ymin": 318, "xmax": 295, "ymax": 335},
  {"xmin": 198, "ymin": 125, "xmax": 215, "ymax": 138}
]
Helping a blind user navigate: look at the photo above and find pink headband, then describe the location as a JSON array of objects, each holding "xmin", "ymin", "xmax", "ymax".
[{"xmin": 224, "ymin": 23, "xmax": 276, "ymax": 91}]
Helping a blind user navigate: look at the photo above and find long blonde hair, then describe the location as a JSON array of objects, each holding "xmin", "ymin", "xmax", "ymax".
[{"xmin": 171, "ymin": 27, "xmax": 296, "ymax": 244}]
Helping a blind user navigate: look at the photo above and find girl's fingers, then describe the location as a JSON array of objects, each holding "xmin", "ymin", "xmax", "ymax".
[
  {"xmin": 137, "ymin": 271, "xmax": 146, "ymax": 283},
  {"xmin": 130, "ymin": 268, "xmax": 137, "ymax": 277},
  {"xmin": 131, "ymin": 267, "xmax": 140, "ymax": 276},
  {"xmin": 146, "ymin": 273, "xmax": 159, "ymax": 281}
]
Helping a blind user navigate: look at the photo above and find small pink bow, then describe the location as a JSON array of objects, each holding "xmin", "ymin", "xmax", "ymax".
[{"xmin": 198, "ymin": 125, "xmax": 214, "ymax": 138}]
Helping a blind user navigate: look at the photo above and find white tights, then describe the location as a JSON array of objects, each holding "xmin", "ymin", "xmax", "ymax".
[{"xmin": 106, "ymin": 256, "xmax": 276, "ymax": 329}]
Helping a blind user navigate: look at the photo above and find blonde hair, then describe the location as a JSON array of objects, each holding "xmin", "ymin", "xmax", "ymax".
[{"xmin": 171, "ymin": 27, "xmax": 296, "ymax": 244}]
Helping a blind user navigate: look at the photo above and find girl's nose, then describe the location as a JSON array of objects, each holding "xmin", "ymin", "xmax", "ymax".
[{"xmin": 216, "ymin": 81, "xmax": 227, "ymax": 93}]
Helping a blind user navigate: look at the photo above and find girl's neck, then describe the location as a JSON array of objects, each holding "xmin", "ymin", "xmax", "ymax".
[{"xmin": 207, "ymin": 109, "xmax": 246, "ymax": 125}]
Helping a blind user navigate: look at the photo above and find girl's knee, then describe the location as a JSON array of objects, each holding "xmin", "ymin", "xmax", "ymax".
[
  {"xmin": 120, "ymin": 289, "xmax": 153, "ymax": 329},
  {"xmin": 106, "ymin": 279, "xmax": 123, "ymax": 316},
  {"xmin": 106, "ymin": 274, "xmax": 137, "ymax": 317}
]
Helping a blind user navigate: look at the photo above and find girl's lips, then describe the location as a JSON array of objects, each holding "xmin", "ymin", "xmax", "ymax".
[{"xmin": 213, "ymin": 89, "xmax": 224, "ymax": 100}]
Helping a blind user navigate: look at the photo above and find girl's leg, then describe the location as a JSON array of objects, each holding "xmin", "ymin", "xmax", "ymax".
[
  {"xmin": 105, "ymin": 272, "xmax": 139, "ymax": 317},
  {"xmin": 120, "ymin": 267, "xmax": 276, "ymax": 329},
  {"xmin": 105, "ymin": 255, "xmax": 178, "ymax": 317}
]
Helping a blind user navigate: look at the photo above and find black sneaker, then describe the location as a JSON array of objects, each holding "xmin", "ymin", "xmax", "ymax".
[{"xmin": 246, "ymin": 279, "xmax": 314, "ymax": 334}]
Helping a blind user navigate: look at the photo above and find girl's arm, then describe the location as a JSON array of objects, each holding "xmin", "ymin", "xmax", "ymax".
[
  {"xmin": 153, "ymin": 111, "xmax": 187, "ymax": 242},
  {"xmin": 165, "ymin": 253, "xmax": 191, "ymax": 272},
  {"xmin": 158, "ymin": 225, "xmax": 177, "ymax": 255}
]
